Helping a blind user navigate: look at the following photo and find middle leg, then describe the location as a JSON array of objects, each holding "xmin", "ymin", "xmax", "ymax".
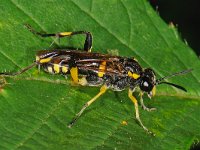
[{"xmin": 68, "ymin": 84, "xmax": 108, "ymax": 128}]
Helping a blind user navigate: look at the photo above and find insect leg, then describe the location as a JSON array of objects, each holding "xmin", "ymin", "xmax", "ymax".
[
  {"xmin": 128, "ymin": 89, "xmax": 155, "ymax": 135},
  {"xmin": 69, "ymin": 62, "xmax": 90, "ymax": 85},
  {"xmin": 68, "ymin": 85, "xmax": 107, "ymax": 128},
  {"xmin": 0, "ymin": 62, "xmax": 37, "ymax": 77},
  {"xmin": 25, "ymin": 24, "xmax": 92, "ymax": 52},
  {"xmin": 70, "ymin": 66, "xmax": 79, "ymax": 84},
  {"xmin": 139, "ymin": 92, "xmax": 156, "ymax": 111},
  {"xmin": 69, "ymin": 57, "xmax": 87, "ymax": 85},
  {"xmin": 68, "ymin": 31, "xmax": 92, "ymax": 52}
]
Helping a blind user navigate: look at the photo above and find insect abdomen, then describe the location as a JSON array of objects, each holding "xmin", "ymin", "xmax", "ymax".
[{"xmin": 43, "ymin": 63, "xmax": 69, "ymax": 74}]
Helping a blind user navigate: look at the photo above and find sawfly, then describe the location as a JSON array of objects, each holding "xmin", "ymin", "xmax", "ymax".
[{"xmin": 0, "ymin": 24, "xmax": 192, "ymax": 135}]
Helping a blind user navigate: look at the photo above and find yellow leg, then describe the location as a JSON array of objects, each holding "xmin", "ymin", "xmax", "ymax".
[
  {"xmin": 68, "ymin": 85, "xmax": 107, "ymax": 128},
  {"xmin": 128, "ymin": 89, "xmax": 155, "ymax": 135},
  {"xmin": 70, "ymin": 68, "xmax": 88, "ymax": 86},
  {"xmin": 139, "ymin": 92, "xmax": 156, "ymax": 112},
  {"xmin": 70, "ymin": 67, "xmax": 79, "ymax": 84}
]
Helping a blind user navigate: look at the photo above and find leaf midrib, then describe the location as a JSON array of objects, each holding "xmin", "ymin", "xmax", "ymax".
[{"xmin": 5, "ymin": 76, "xmax": 200, "ymax": 100}]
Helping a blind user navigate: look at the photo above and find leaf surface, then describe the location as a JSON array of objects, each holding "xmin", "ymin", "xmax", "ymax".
[{"xmin": 0, "ymin": 0, "xmax": 199, "ymax": 150}]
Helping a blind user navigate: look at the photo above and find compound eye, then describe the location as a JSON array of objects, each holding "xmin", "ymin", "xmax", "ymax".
[
  {"xmin": 143, "ymin": 81, "xmax": 149, "ymax": 88},
  {"xmin": 140, "ymin": 79, "xmax": 153, "ymax": 92}
]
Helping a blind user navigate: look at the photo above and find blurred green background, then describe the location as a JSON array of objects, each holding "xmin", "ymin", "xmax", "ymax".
[{"xmin": 150, "ymin": 0, "xmax": 200, "ymax": 57}]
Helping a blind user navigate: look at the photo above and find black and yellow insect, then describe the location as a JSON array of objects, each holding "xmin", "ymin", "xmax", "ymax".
[{"xmin": 0, "ymin": 24, "xmax": 192, "ymax": 135}]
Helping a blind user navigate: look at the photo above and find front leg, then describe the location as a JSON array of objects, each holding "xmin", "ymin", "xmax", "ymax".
[
  {"xmin": 128, "ymin": 89, "xmax": 155, "ymax": 135},
  {"xmin": 140, "ymin": 92, "xmax": 156, "ymax": 112}
]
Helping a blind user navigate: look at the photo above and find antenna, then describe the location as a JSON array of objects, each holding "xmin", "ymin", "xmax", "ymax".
[
  {"xmin": 156, "ymin": 69, "xmax": 193, "ymax": 83},
  {"xmin": 156, "ymin": 69, "xmax": 193, "ymax": 92}
]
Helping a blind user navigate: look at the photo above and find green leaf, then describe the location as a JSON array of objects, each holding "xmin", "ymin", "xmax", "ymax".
[{"xmin": 0, "ymin": 0, "xmax": 200, "ymax": 149}]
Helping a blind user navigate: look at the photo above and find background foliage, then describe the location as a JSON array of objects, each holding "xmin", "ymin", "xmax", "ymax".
[{"xmin": 0, "ymin": 0, "xmax": 199, "ymax": 149}]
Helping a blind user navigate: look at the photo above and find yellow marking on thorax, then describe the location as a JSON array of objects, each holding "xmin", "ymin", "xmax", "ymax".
[
  {"xmin": 98, "ymin": 61, "xmax": 106, "ymax": 77},
  {"xmin": 59, "ymin": 32, "xmax": 72, "ymax": 36},
  {"xmin": 53, "ymin": 64, "xmax": 60, "ymax": 73},
  {"xmin": 132, "ymin": 73, "xmax": 140, "ymax": 79},
  {"xmin": 128, "ymin": 71, "xmax": 132, "ymax": 77},
  {"xmin": 61, "ymin": 66, "xmax": 68, "ymax": 73},
  {"xmin": 128, "ymin": 71, "xmax": 140, "ymax": 79}
]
